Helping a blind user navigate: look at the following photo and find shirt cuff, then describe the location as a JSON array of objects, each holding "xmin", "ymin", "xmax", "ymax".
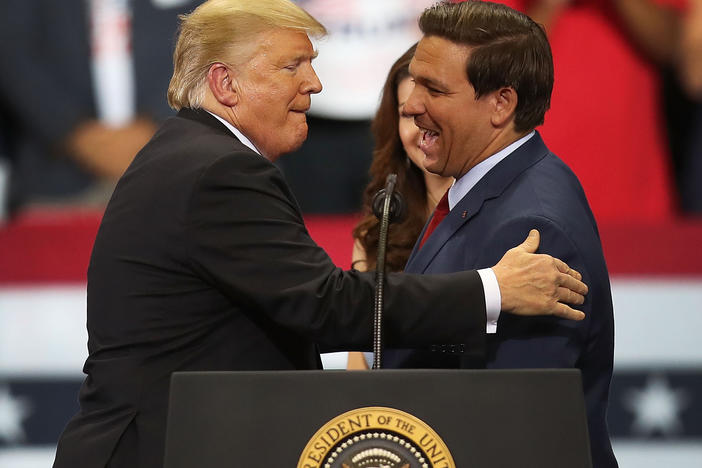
[{"xmin": 477, "ymin": 268, "xmax": 501, "ymax": 334}]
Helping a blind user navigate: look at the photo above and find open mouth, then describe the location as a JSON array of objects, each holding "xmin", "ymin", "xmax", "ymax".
[{"xmin": 419, "ymin": 127, "xmax": 439, "ymax": 150}]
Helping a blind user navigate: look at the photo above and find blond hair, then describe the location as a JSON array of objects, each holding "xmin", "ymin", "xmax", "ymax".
[{"xmin": 167, "ymin": 0, "xmax": 326, "ymax": 110}]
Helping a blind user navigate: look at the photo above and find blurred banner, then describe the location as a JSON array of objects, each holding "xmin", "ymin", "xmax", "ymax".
[
  {"xmin": 1, "ymin": 211, "xmax": 702, "ymax": 467},
  {"xmin": 295, "ymin": 0, "xmax": 434, "ymax": 119}
]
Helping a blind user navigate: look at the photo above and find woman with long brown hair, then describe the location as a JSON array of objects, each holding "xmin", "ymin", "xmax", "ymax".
[{"xmin": 348, "ymin": 44, "xmax": 453, "ymax": 369}]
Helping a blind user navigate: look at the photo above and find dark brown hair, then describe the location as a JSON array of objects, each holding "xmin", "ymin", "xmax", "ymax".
[
  {"xmin": 352, "ymin": 43, "xmax": 429, "ymax": 272},
  {"xmin": 419, "ymin": 0, "xmax": 553, "ymax": 132}
]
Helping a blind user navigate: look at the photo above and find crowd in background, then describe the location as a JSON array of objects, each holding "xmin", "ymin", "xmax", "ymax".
[
  {"xmin": 0, "ymin": 3, "xmax": 700, "ymax": 467},
  {"xmin": 0, "ymin": 0, "xmax": 700, "ymax": 222}
]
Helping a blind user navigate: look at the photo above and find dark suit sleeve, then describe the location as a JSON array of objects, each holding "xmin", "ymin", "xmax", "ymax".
[
  {"xmin": 477, "ymin": 216, "xmax": 591, "ymax": 368},
  {"xmin": 184, "ymin": 152, "xmax": 486, "ymax": 352}
]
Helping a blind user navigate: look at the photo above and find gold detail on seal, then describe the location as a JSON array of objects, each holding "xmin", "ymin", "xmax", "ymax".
[{"xmin": 297, "ymin": 406, "xmax": 455, "ymax": 468}]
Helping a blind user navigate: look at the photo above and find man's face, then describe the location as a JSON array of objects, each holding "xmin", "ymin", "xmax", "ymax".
[
  {"xmin": 405, "ymin": 36, "xmax": 497, "ymax": 178},
  {"xmin": 231, "ymin": 29, "xmax": 321, "ymax": 160}
]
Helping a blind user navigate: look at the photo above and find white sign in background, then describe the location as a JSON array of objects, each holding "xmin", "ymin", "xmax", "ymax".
[{"xmin": 298, "ymin": 0, "xmax": 435, "ymax": 120}]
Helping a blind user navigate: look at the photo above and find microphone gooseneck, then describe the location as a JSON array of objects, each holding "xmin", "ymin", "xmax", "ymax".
[{"xmin": 372, "ymin": 173, "xmax": 405, "ymax": 370}]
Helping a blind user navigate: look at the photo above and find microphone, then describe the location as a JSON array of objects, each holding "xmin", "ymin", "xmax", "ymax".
[
  {"xmin": 371, "ymin": 174, "xmax": 405, "ymax": 369},
  {"xmin": 371, "ymin": 185, "xmax": 406, "ymax": 224}
]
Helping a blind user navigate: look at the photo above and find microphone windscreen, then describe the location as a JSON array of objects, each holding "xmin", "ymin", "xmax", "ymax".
[{"xmin": 371, "ymin": 189, "xmax": 406, "ymax": 223}]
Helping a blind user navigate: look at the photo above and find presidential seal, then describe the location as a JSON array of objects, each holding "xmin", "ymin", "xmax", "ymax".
[{"xmin": 297, "ymin": 406, "xmax": 455, "ymax": 468}]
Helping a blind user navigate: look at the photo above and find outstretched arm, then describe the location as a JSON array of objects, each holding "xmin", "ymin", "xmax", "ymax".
[
  {"xmin": 680, "ymin": 0, "xmax": 702, "ymax": 97},
  {"xmin": 347, "ymin": 239, "xmax": 371, "ymax": 370},
  {"xmin": 527, "ymin": 0, "xmax": 572, "ymax": 32},
  {"xmin": 613, "ymin": 0, "xmax": 681, "ymax": 65}
]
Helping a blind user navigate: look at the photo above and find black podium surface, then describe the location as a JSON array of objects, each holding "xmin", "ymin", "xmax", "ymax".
[{"xmin": 164, "ymin": 369, "xmax": 591, "ymax": 468}]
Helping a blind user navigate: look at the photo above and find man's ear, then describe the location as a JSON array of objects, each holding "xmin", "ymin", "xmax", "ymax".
[
  {"xmin": 207, "ymin": 63, "xmax": 238, "ymax": 107},
  {"xmin": 490, "ymin": 87, "xmax": 518, "ymax": 127}
]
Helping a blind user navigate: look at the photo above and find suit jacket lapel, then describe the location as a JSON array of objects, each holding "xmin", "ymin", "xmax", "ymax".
[{"xmin": 405, "ymin": 132, "xmax": 551, "ymax": 273}]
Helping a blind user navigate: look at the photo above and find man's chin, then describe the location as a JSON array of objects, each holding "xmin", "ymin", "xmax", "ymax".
[
  {"xmin": 422, "ymin": 156, "xmax": 443, "ymax": 176},
  {"xmin": 292, "ymin": 125, "xmax": 308, "ymax": 150},
  {"xmin": 272, "ymin": 129, "xmax": 308, "ymax": 160}
]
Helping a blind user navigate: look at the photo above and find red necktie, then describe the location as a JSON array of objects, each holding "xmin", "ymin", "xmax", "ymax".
[{"xmin": 419, "ymin": 190, "xmax": 450, "ymax": 249}]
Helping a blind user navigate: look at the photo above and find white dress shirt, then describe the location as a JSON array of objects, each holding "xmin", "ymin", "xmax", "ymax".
[{"xmin": 206, "ymin": 111, "xmax": 262, "ymax": 156}]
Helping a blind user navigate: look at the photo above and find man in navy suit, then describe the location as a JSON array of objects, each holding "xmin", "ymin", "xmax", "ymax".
[{"xmin": 384, "ymin": 2, "xmax": 617, "ymax": 467}]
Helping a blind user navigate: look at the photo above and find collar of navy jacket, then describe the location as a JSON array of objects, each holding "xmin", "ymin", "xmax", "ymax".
[{"xmin": 404, "ymin": 131, "xmax": 550, "ymax": 274}]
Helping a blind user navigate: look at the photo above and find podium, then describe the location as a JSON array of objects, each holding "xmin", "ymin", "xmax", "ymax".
[{"xmin": 164, "ymin": 369, "xmax": 592, "ymax": 467}]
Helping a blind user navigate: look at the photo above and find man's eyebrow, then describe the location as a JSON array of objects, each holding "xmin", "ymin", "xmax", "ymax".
[
  {"xmin": 414, "ymin": 75, "xmax": 449, "ymax": 90},
  {"xmin": 286, "ymin": 50, "xmax": 318, "ymax": 64},
  {"xmin": 298, "ymin": 50, "xmax": 319, "ymax": 61}
]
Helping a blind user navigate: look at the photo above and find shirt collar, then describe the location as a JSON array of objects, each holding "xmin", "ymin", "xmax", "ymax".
[
  {"xmin": 205, "ymin": 110, "xmax": 262, "ymax": 156},
  {"xmin": 448, "ymin": 131, "xmax": 535, "ymax": 210}
]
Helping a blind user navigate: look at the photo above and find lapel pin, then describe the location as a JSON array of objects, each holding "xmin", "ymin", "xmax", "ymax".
[{"xmin": 462, "ymin": 210, "xmax": 468, "ymax": 218}]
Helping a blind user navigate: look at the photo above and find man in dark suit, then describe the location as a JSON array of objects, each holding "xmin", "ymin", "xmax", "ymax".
[
  {"xmin": 384, "ymin": 2, "xmax": 617, "ymax": 467},
  {"xmin": 52, "ymin": 1, "xmax": 590, "ymax": 467}
]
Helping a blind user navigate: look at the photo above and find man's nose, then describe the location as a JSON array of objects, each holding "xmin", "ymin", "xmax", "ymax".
[
  {"xmin": 404, "ymin": 86, "xmax": 424, "ymax": 116},
  {"xmin": 302, "ymin": 65, "xmax": 322, "ymax": 95}
]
